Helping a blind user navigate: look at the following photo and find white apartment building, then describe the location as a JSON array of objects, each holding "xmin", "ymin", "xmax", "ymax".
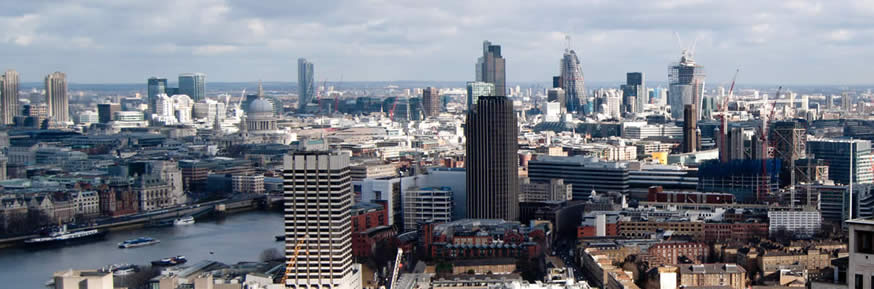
[{"xmin": 402, "ymin": 187, "xmax": 453, "ymax": 232}]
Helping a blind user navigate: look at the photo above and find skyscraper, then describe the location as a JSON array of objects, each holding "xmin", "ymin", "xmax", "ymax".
[
  {"xmin": 682, "ymin": 104, "xmax": 699, "ymax": 153},
  {"xmin": 669, "ymin": 50, "xmax": 705, "ymax": 120},
  {"xmin": 45, "ymin": 72, "xmax": 69, "ymax": 123},
  {"xmin": 547, "ymin": 88, "xmax": 566, "ymax": 111},
  {"xmin": 466, "ymin": 81, "xmax": 495, "ymax": 111},
  {"xmin": 147, "ymin": 77, "xmax": 167, "ymax": 114},
  {"xmin": 465, "ymin": 95, "xmax": 519, "ymax": 221},
  {"xmin": 0, "ymin": 70, "xmax": 19, "ymax": 125},
  {"xmin": 476, "ymin": 40, "xmax": 506, "ymax": 96},
  {"xmin": 297, "ymin": 58, "xmax": 315, "ymax": 111},
  {"xmin": 178, "ymin": 73, "xmax": 205, "ymax": 102},
  {"xmin": 282, "ymin": 152, "xmax": 361, "ymax": 289},
  {"xmin": 422, "ymin": 87, "xmax": 440, "ymax": 118},
  {"xmin": 560, "ymin": 49, "xmax": 586, "ymax": 113},
  {"xmin": 621, "ymin": 72, "xmax": 645, "ymax": 113}
]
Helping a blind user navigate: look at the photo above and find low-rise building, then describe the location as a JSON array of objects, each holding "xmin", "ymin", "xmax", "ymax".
[
  {"xmin": 52, "ymin": 269, "xmax": 113, "ymax": 289},
  {"xmin": 677, "ymin": 264, "xmax": 746, "ymax": 289}
]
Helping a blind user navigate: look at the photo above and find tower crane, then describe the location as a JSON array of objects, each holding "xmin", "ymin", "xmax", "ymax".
[
  {"xmin": 758, "ymin": 86, "xmax": 781, "ymax": 201},
  {"xmin": 388, "ymin": 248, "xmax": 404, "ymax": 289},
  {"xmin": 279, "ymin": 236, "xmax": 308, "ymax": 286},
  {"xmin": 718, "ymin": 69, "xmax": 740, "ymax": 163}
]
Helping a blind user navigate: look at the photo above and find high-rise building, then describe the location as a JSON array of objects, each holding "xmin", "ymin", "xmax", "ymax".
[
  {"xmin": 808, "ymin": 139, "xmax": 874, "ymax": 185},
  {"xmin": 547, "ymin": 88, "xmax": 566, "ymax": 112},
  {"xmin": 147, "ymin": 77, "xmax": 167, "ymax": 113},
  {"xmin": 45, "ymin": 72, "xmax": 69, "ymax": 123},
  {"xmin": 669, "ymin": 51, "xmax": 705, "ymax": 120},
  {"xmin": 178, "ymin": 73, "xmax": 205, "ymax": 102},
  {"xmin": 465, "ymin": 95, "xmax": 519, "ymax": 221},
  {"xmin": 466, "ymin": 81, "xmax": 495, "ymax": 111},
  {"xmin": 772, "ymin": 121, "xmax": 807, "ymax": 186},
  {"xmin": 297, "ymin": 58, "xmax": 315, "ymax": 111},
  {"xmin": 560, "ymin": 49, "xmax": 586, "ymax": 113},
  {"xmin": 621, "ymin": 72, "xmax": 645, "ymax": 113},
  {"xmin": 1, "ymin": 69, "xmax": 20, "ymax": 125},
  {"xmin": 403, "ymin": 187, "xmax": 453, "ymax": 232},
  {"xmin": 682, "ymin": 105, "xmax": 699, "ymax": 153},
  {"xmin": 476, "ymin": 40, "xmax": 506, "ymax": 96},
  {"xmin": 422, "ymin": 87, "xmax": 441, "ymax": 118},
  {"xmin": 97, "ymin": 103, "xmax": 120, "ymax": 124},
  {"xmin": 282, "ymin": 152, "xmax": 361, "ymax": 289}
]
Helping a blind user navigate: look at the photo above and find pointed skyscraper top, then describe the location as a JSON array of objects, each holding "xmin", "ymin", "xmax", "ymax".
[{"xmin": 257, "ymin": 80, "xmax": 264, "ymax": 97}]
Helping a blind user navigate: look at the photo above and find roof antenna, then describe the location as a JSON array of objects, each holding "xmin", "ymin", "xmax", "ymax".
[{"xmin": 565, "ymin": 34, "xmax": 571, "ymax": 51}]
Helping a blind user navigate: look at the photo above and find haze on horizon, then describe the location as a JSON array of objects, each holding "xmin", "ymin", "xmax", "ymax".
[{"xmin": 0, "ymin": 0, "xmax": 870, "ymax": 85}]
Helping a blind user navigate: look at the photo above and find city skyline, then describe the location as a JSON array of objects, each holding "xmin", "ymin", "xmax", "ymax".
[{"xmin": 0, "ymin": 1, "xmax": 872, "ymax": 85}]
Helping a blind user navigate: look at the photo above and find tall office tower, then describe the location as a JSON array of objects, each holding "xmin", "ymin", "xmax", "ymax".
[
  {"xmin": 621, "ymin": 72, "xmax": 645, "ymax": 113},
  {"xmin": 178, "ymin": 73, "xmax": 206, "ymax": 102},
  {"xmin": 282, "ymin": 152, "xmax": 360, "ymax": 289},
  {"xmin": 97, "ymin": 103, "xmax": 121, "ymax": 123},
  {"xmin": 475, "ymin": 40, "xmax": 506, "ymax": 96},
  {"xmin": 45, "ymin": 72, "xmax": 69, "ymax": 123},
  {"xmin": 682, "ymin": 104, "xmax": 699, "ymax": 153},
  {"xmin": 807, "ymin": 139, "xmax": 874, "ymax": 185},
  {"xmin": 560, "ymin": 48, "xmax": 586, "ymax": 113},
  {"xmin": 297, "ymin": 58, "xmax": 315, "ymax": 111},
  {"xmin": 422, "ymin": 87, "xmax": 441, "ymax": 118},
  {"xmin": 466, "ymin": 81, "xmax": 495, "ymax": 111},
  {"xmin": 668, "ymin": 50, "xmax": 705, "ymax": 120},
  {"xmin": 147, "ymin": 77, "xmax": 167, "ymax": 113},
  {"xmin": 0, "ymin": 70, "xmax": 19, "ymax": 125},
  {"xmin": 465, "ymin": 95, "xmax": 519, "ymax": 221},
  {"xmin": 547, "ymin": 88, "xmax": 566, "ymax": 111},
  {"xmin": 842, "ymin": 92, "xmax": 852, "ymax": 112},
  {"xmin": 826, "ymin": 94, "xmax": 835, "ymax": 111}
]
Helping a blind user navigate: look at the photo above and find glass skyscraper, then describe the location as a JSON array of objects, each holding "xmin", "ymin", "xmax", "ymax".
[
  {"xmin": 297, "ymin": 58, "xmax": 315, "ymax": 111},
  {"xmin": 669, "ymin": 51, "xmax": 705, "ymax": 120},
  {"xmin": 147, "ymin": 77, "xmax": 167, "ymax": 114},
  {"xmin": 476, "ymin": 40, "xmax": 506, "ymax": 96},
  {"xmin": 178, "ymin": 73, "xmax": 205, "ymax": 102},
  {"xmin": 560, "ymin": 49, "xmax": 586, "ymax": 113},
  {"xmin": 466, "ymin": 81, "xmax": 495, "ymax": 111}
]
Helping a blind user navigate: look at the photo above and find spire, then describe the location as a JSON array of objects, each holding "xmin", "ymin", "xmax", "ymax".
[
  {"xmin": 240, "ymin": 115, "xmax": 248, "ymax": 133},
  {"xmin": 213, "ymin": 109, "xmax": 223, "ymax": 135},
  {"xmin": 257, "ymin": 80, "xmax": 264, "ymax": 97}
]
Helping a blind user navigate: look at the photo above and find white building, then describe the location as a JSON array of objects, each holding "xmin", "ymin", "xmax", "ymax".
[
  {"xmin": 402, "ymin": 187, "xmax": 453, "ymax": 232},
  {"xmin": 154, "ymin": 93, "xmax": 194, "ymax": 124},
  {"xmin": 192, "ymin": 98, "xmax": 226, "ymax": 123},
  {"xmin": 283, "ymin": 153, "xmax": 361, "ymax": 289},
  {"xmin": 76, "ymin": 111, "xmax": 99, "ymax": 124},
  {"xmin": 232, "ymin": 175, "xmax": 265, "ymax": 194},
  {"xmin": 72, "ymin": 191, "xmax": 99, "ymax": 217},
  {"xmin": 768, "ymin": 210, "xmax": 822, "ymax": 239},
  {"xmin": 53, "ymin": 269, "xmax": 113, "ymax": 289},
  {"xmin": 849, "ymin": 218, "xmax": 874, "ymax": 289}
]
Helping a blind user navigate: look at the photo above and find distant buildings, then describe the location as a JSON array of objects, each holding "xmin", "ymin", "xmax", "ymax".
[
  {"xmin": 682, "ymin": 104, "xmax": 699, "ymax": 153},
  {"xmin": 178, "ymin": 73, "xmax": 206, "ymax": 102},
  {"xmin": 621, "ymin": 72, "xmax": 645, "ymax": 114},
  {"xmin": 297, "ymin": 58, "xmax": 315, "ymax": 110},
  {"xmin": 45, "ymin": 72, "xmax": 69, "ymax": 123},
  {"xmin": 147, "ymin": 77, "xmax": 167, "ymax": 113},
  {"xmin": 282, "ymin": 152, "xmax": 360, "ymax": 289},
  {"xmin": 476, "ymin": 40, "xmax": 506, "ymax": 96},
  {"xmin": 807, "ymin": 138, "xmax": 874, "ymax": 185},
  {"xmin": 422, "ymin": 87, "xmax": 441, "ymax": 118},
  {"xmin": 466, "ymin": 81, "xmax": 495, "ymax": 111},
  {"xmin": 465, "ymin": 95, "xmax": 519, "ymax": 221},
  {"xmin": 1, "ymin": 69, "xmax": 19, "ymax": 125}
]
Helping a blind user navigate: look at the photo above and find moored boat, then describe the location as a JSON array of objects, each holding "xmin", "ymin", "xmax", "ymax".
[
  {"xmin": 151, "ymin": 255, "xmax": 187, "ymax": 266},
  {"xmin": 118, "ymin": 237, "xmax": 160, "ymax": 248},
  {"xmin": 173, "ymin": 216, "xmax": 195, "ymax": 226},
  {"xmin": 24, "ymin": 225, "xmax": 105, "ymax": 247}
]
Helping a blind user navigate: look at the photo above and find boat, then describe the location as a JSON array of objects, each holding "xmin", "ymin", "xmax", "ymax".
[
  {"xmin": 275, "ymin": 235, "xmax": 285, "ymax": 242},
  {"xmin": 118, "ymin": 237, "xmax": 160, "ymax": 248},
  {"xmin": 173, "ymin": 216, "xmax": 195, "ymax": 226},
  {"xmin": 151, "ymin": 255, "xmax": 188, "ymax": 266},
  {"xmin": 24, "ymin": 225, "xmax": 105, "ymax": 247},
  {"xmin": 103, "ymin": 264, "xmax": 139, "ymax": 276}
]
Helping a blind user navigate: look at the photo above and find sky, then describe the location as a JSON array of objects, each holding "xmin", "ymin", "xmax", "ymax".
[{"xmin": 0, "ymin": 0, "xmax": 872, "ymax": 85}]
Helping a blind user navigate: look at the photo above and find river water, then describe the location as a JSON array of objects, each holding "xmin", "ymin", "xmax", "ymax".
[{"xmin": 0, "ymin": 210, "xmax": 283, "ymax": 288}]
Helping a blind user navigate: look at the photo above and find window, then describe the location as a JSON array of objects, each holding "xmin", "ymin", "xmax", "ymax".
[
  {"xmin": 858, "ymin": 231, "xmax": 874, "ymax": 254},
  {"xmin": 856, "ymin": 274, "xmax": 863, "ymax": 289}
]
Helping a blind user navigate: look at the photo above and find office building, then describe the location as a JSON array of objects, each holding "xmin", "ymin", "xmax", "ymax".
[
  {"xmin": 475, "ymin": 40, "xmax": 506, "ymax": 96},
  {"xmin": 178, "ymin": 73, "xmax": 205, "ymax": 102},
  {"xmin": 97, "ymin": 103, "xmax": 120, "ymax": 124},
  {"xmin": 518, "ymin": 178, "xmax": 572, "ymax": 202},
  {"xmin": 668, "ymin": 50, "xmax": 705, "ymax": 120},
  {"xmin": 1, "ymin": 69, "xmax": 19, "ymax": 125},
  {"xmin": 682, "ymin": 105, "xmax": 699, "ymax": 153},
  {"xmin": 402, "ymin": 187, "xmax": 453, "ymax": 232},
  {"xmin": 465, "ymin": 95, "xmax": 518, "ymax": 220},
  {"xmin": 772, "ymin": 121, "xmax": 807, "ymax": 186},
  {"xmin": 698, "ymin": 159, "xmax": 780, "ymax": 202},
  {"xmin": 807, "ymin": 138, "xmax": 874, "ymax": 185},
  {"xmin": 621, "ymin": 72, "xmax": 645, "ymax": 113},
  {"xmin": 560, "ymin": 48, "xmax": 586, "ymax": 113},
  {"xmin": 528, "ymin": 156, "xmax": 630, "ymax": 199},
  {"xmin": 466, "ymin": 81, "xmax": 495, "ymax": 111},
  {"xmin": 547, "ymin": 88, "xmax": 566, "ymax": 112},
  {"xmin": 282, "ymin": 152, "xmax": 360, "ymax": 289},
  {"xmin": 422, "ymin": 87, "xmax": 440, "ymax": 118},
  {"xmin": 768, "ymin": 209, "xmax": 821, "ymax": 239},
  {"xmin": 298, "ymin": 58, "xmax": 315, "ymax": 110},
  {"xmin": 147, "ymin": 77, "xmax": 167, "ymax": 113},
  {"xmin": 45, "ymin": 72, "xmax": 69, "ymax": 123}
]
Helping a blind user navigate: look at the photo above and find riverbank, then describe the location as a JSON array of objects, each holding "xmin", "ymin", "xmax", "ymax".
[{"xmin": 0, "ymin": 195, "xmax": 269, "ymax": 249}]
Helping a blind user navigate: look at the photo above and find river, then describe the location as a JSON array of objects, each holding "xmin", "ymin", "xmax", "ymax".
[{"xmin": 0, "ymin": 210, "xmax": 284, "ymax": 288}]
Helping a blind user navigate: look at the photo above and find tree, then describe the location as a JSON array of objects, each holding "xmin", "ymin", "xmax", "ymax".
[{"xmin": 260, "ymin": 248, "xmax": 284, "ymax": 262}]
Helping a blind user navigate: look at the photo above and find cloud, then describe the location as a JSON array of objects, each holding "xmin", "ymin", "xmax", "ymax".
[{"xmin": 0, "ymin": 0, "xmax": 869, "ymax": 85}]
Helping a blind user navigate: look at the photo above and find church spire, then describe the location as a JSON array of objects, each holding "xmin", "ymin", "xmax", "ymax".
[{"xmin": 257, "ymin": 80, "xmax": 264, "ymax": 97}]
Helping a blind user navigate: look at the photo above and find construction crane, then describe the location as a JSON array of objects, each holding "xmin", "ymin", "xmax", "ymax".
[
  {"xmin": 279, "ymin": 236, "xmax": 308, "ymax": 286},
  {"xmin": 388, "ymin": 248, "xmax": 404, "ymax": 289},
  {"xmin": 758, "ymin": 86, "xmax": 781, "ymax": 201},
  {"xmin": 388, "ymin": 97, "xmax": 399, "ymax": 121},
  {"xmin": 718, "ymin": 69, "xmax": 740, "ymax": 163}
]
